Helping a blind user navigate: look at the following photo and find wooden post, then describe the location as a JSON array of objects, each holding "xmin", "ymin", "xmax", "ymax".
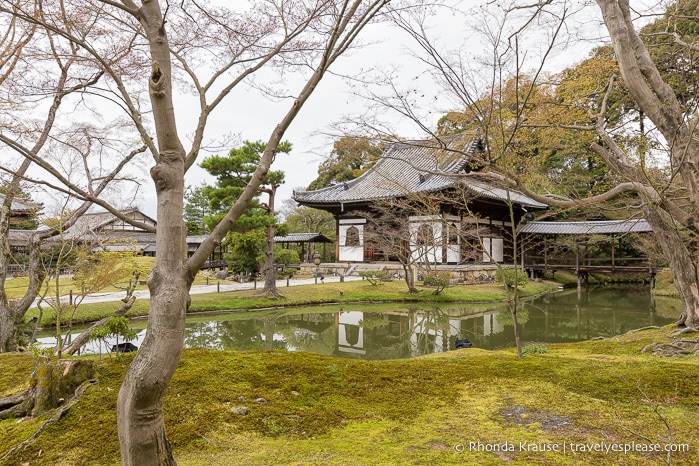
[
  {"xmin": 575, "ymin": 243, "xmax": 580, "ymax": 274},
  {"xmin": 611, "ymin": 236, "xmax": 615, "ymax": 273},
  {"xmin": 576, "ymin": 243, "xmax": 581, "ymax": 290}
]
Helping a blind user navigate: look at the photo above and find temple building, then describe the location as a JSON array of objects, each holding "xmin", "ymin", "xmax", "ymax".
[{"xmin": 293, "ymin": 135, "xmax": 547, "ymax": 265}]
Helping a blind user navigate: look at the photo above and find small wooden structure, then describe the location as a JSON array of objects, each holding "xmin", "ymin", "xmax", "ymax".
[
  {"xmin": 273, "ymin": 232, "xmax": 333, "ymax": 262},
  {"xmin": 520, "ymin": 219, "xmax": 662, "ymax": 289}
]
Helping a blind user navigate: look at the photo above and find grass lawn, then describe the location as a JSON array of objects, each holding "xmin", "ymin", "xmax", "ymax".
[
  {"xmin": 23, "ymin": 279, "xmax": 557, "ymax": 326},
  {"xmin": 0, "ymin": 326, "xmax": 697, "ymax": 465},
  {"xmin": 4, "ymin": 256, "xmax": 213, "ymax": 301}
]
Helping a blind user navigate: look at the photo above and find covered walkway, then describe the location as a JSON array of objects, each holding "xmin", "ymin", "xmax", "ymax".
[{"xmin": 519, "ymin": 219, "xmax": 662, "ymax": 288}]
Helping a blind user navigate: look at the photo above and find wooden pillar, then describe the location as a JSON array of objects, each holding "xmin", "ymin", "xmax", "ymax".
[
  {"xmin": 335, "ymin": 217, "xmax": 340, "ymax": 262},
  {"xmin": 576, "ymin": 242, "xmax": 581, "ymax": 290},
  {"xmin": 611, "ymin": 236, "xmax": 615, "ymax": 273},
  {"xmin": 575, "ymin": 243, "xmax": 580, "ymax": 274}
]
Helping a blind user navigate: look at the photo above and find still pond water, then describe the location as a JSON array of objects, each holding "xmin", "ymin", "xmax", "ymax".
[{"xmin": 44, "ymin": 286, "xmax": 681, "ymax": 359}]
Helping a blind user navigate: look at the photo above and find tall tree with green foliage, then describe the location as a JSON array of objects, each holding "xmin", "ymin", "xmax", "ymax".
[
  {"xmin": 280, "ymin": 202, "xmax": 335, "ymax": 261},
  {"xmin": 201, "ymin": 140, "xmax": 291, "ymax": 296},
  {"xmin": 307, "ymin": 136, "xmax": 382, "ymax": 190},
  {"xmin": 183, "ymin": 184, "xmax": 212, "ymax": 235}
]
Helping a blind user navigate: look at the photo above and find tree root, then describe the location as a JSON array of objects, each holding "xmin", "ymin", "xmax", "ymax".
[
  {"xmin": 255, "ymin": 289, "xmax": 285, "ymax": 299},
  {"xmin": 642, "ymin": 338, "xmax": 699, "ymax": 357},
  {"xmin": 1, "ymin": 378, "xmax": 96, "ymax": 461},
  {"xmin": 0, "ymin": 390, "xmax": 32, "ymax": 420},
  {"xmin": 624, "ymin": 326, "xmax": 660, "ymax": 334},
  {"xmin": 671, "ymin": 327, "xmax": 698, "ymax": 337},
  {"xmin": 0, "ymin": 357, "xmax": 94, "ymax": 420}
]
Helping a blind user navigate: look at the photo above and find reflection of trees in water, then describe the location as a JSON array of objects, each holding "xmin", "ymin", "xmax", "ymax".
[
  {"xmin": 273, "ymin": 313, "xmax": 337, "ymax": 356},
  {"xmin": 180, "ymin": 287, "xmax": 679, "ymax": 356},
  {"xmin": 359, "ymin": 308, "xmax": 454, "ymax": 358},
  {"xmin": 184, "ymin": 322, "xmax": 226, "ymax": 350},
  {"xmin": 496, "ymin": 309, "xmax": 529, "ymax": 326},
  {"xmin": 518, "ymin": 286, "xmax": 674, "ymax": 343},
  {"xmin": 184, "ymin": 317, "xmax": 289, "ymax": 351}
]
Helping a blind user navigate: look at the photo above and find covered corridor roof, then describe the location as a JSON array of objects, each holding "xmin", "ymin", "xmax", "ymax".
[{"xmin": 519, "ymin": 219, "xmax": 653, "ymax": 235}]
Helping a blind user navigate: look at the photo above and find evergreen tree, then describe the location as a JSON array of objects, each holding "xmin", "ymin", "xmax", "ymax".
[{"xmin": 200, "ymin": 140, "xmax": 291, "ymax": 295}]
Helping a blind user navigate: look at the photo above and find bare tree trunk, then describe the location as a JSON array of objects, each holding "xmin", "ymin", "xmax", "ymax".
[
  {"xmin": 643, "ymin": 206, "xmax": 699, "ymax": 328},
  {"xmin": 595, "ymin": 0, "xmax": 699, "ymax": 327},
  {"xmin": 401, "ymin": 262, "xmax": 418, "ymax": 293},
  {"xmin": 0, "ymin": 310, "xmax": 20, "ymax": 353},
  {"xmin": 116, "ymin": 3, "xmax": 188, "ymax": 464},
  {"xmin": 263, "ymin": 188, "xmax": 278, "ymax": 296},
  {"xmin": 505, "ymin": 282, "xmax": 523, "ymax": 359},
  {"xmin": 0, "ymin": 239, "xmax": 47, "ymax": 352}
]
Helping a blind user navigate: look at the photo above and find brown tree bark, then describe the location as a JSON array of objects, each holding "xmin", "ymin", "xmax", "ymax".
[
  {"xmin": 643, "ymin": 205, "xmax": 699, "ymax": 328},
  {"xmin": 262, "ymin": 187, "xmax": 279, "ymax": 296},
  {"xmin": 595, "ymin": 0, "xmax": 699, "ymax": 328},
  {"xmin": 116, "ymin": 3, "xmax": 188, "ymax": 464},
  {"xmin": 116, "ymin": 1, "xmax": 393, "ymax": 463}
]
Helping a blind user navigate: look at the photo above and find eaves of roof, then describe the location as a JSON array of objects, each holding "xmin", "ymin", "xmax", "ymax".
[
  {"xmin": 292, "ymin": 135, "xmax": 546, "ymax": 210},
  {"xmin": 519, "ymin": 219, "xmax": 653, "ymax": 235}
]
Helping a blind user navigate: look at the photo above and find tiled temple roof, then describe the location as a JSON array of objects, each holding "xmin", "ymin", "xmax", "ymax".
[
  {"xmin": 519, "ymin": 219, "xmax": 653, "ymax": 235},
  {"xmin": 293, "ymin": 136, "xmax": 547, "ymax": 209}
]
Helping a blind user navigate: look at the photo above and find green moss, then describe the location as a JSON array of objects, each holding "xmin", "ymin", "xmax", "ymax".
[{"xmin": 1, "ymin": 327, "xmax": 697, "ymax": 465}]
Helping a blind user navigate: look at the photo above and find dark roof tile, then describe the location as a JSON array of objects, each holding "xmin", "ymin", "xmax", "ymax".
[{"xmin": 293, "ymin": 136, "xmax": 546, "ymax": 209}]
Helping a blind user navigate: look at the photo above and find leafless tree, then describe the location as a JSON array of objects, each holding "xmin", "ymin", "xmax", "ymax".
[
  {"xmin": 0, "ymin": 0, "xmax": 392, "ymax": 463},
  {"xmin": 351, "ymin": 0, "xmax": 699, "ymax": 329},
  {"xmin": 364, "ymin": 194, "xmax": 445, "ymax": 293}
]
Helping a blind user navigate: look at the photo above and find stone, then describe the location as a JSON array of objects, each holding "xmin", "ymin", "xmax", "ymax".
[
  {"xmin": 232, "ymin": 406, "xmax": 248, "ymax": 416},
  {"xmin": 254, "ymin": 397, "xmax": 267, "ymax": 404}
]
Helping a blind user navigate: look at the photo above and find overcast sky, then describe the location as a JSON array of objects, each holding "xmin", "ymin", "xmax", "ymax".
[
  {"xmin": 8, "ymin": 0, "xmax": 632, "ymax": 220},
  {"xmin": 161, "ymin": 0, "xmax": 614, "ymax": 221}
]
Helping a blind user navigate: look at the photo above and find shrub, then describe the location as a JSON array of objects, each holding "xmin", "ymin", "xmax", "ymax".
[
  {"xmin": 358, "ymin": 270, "xmax": 389, "ymax": 285},
  {"xmin": 423, "ymin": 271, "xmax": 451, "ymax": 295},
  {"xmin": 495, "ymin": 268, "xmax": 528, "ymax": 288},
  {"xmin": 274, "ymin": 248, "xmax": 300, "ymax": 265},
  {"xmin": 523, "ymin": 346, "xmax": 549, "ymax": 355}
]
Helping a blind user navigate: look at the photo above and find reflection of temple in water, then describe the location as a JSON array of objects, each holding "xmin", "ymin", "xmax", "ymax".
[
  {"xmin": 42, "ymin": 287, "xmax": 673, "ymax": 357},
  {"xmin": 330, "ymin": 308, "xmax": 508, "ymax": 359},
  {"xmin": 335, "ymin": 311, "xmax": 365, "ymax": 356}
]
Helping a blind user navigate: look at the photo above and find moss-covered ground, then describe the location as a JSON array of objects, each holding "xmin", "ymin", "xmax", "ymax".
[{"xmin": 1, "ymin": 326, "xmax": 697, "ymax": 465}]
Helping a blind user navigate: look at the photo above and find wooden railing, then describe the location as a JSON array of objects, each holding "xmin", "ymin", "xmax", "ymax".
[{"xmin": 524, "ymin": 254, "xmax": 658, "ymax": 273}]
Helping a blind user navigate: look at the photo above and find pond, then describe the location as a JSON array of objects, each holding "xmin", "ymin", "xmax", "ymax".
[{"xmin": 39, "ymin": 285, "xmax": 681, "ymax": 359}]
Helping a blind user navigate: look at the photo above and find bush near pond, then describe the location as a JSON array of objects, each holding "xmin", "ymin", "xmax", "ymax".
[
  {"xmin": 423, "ymin": 271, "xmax": 451, "ymax": 294},
  {"xmin": 495, "ymin": 268, "xmax": 529, "ymax": 288}
]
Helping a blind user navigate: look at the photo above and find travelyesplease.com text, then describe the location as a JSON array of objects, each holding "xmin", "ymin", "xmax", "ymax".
[{"xmin": 454, "ymin": 441, "xmax": 690, "ymax": 455}]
